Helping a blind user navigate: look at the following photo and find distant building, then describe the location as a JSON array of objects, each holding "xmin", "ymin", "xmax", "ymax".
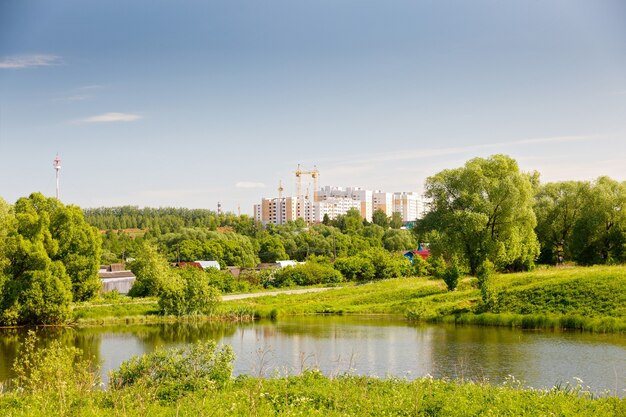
[
  {"xmin": 255, "ymin": 184, "xmax": 424, "ymax": 224},
  {"xmin": 393, "ymin": 192, "xmax": 421, "ymax": 222},
  {"xmin": 373, "ymin": 191, "xmax": 394, "ymax": 216},
  {"xmin": 99, "ymin": 264, "xmax": 136, "ymax": 294}
]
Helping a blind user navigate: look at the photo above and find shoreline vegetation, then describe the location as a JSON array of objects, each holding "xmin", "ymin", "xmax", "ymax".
[
  {"xmin": 70, "ymin": 265, "xmax": 626, "ymax": 334},
  {"xmin": 0, "ymin": 334, "xmax": 624, "ymax": 416}
]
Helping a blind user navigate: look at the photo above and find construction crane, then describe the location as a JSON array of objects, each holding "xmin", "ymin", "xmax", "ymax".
[
  {"xmin": 295, "ymin": 164, "xmax": 319, "ymax": 202},
  {"xmin": 277, "ymin": 180, "xmax": 284, "ymax": 199}
]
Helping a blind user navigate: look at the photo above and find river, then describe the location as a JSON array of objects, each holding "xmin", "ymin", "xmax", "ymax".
[{"xmin": 1, "ymin": 316, "xmax": 625, "ymax": 396}]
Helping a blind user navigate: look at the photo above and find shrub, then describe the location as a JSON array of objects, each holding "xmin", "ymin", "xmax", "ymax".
[
  {"xmin": 109, "ymin": 340, "xmax": 234, "ymax": 401},
  {"xmin": 333, "ymin": 256, "xmax": 375, "ymax": 282},
  {"xmin": 477, "ymin": 259, "xmax": 497, "ymax": 311},
  {"xmin": 270, "ymin": 262, "xmax": 344, "ymax": 287},
  {"xmin": 13, "ymin": 331, "xmax": 100, "ymax": 399},
  {"xmin": 364, "ymin": 248, "xmax": 412, "ymax": 280},
  {"xmin": 158, "ymin": 267, "xmax": 221, "ymax": 316},
  {"xmin": 442, "ymin": 258, "xmax": 461, "ymax": 291}
]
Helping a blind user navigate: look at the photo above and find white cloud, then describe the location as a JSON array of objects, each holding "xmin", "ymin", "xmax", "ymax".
[
  {"xmin": 236, "ymin": 181, "xmax": 266, "ymax": 189},
  {"xmin": 0, "ymin": 54, "xmax": 62, "ymax": 69},
  {"xmin": 74, "ymin": 112, "xmax": 142, "ymax": 124}
]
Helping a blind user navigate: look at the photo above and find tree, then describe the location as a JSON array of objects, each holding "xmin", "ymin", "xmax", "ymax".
[
  {"xmin": 158, "ymin": 267, "xmax": 221, "ymax": 316},
  {"xmin": 372, "ymin": 209, "xmax": 389, "ymax": 228},
  {"xmin": 129, "ymin": 242, "xmax": 174, "ymax": 297},
  {"xmin": 382, "ymin": 229, "xmax": 416, "ymax": 252},
  {"xmin": 389, "ymin": 212, "xmax": 403, "ymax": 229},
  {"xmin": 570, "ymin": 177, "xmax": 626, "ymax": 264},
  {"xmin": 418, "ymin": 155, "xmax": 539, "ymax": 274},
  {"xmin": 258, "ymin": 235, "xmax": 288, "ymax": 263},
  {"xmin": 534, "ymin": 181, "xmax": 588, "ymax": 264},
  {"xmin": 49, "ymin": 204, "xmax": 102, "ymax": 301},
  {"xmin": 1, "ymin": 195, "xmax": 73, "ymax": 325}
]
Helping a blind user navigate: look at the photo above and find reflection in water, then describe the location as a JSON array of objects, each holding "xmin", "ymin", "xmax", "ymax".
[{"xmin": 1, "ymin": 317, "xmax": 625, "ymax": 396}]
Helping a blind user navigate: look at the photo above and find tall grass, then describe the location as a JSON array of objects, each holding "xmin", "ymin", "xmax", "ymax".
[{"xmin": 1, "ymin": 338, "xmax": 624, "ymax": 416}]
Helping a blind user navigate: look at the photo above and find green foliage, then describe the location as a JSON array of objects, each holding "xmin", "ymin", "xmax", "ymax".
[
  {"xmin": 12, "ymin": 330, "xmax": 100, "ymax": 413},
  {"xmin": 1, "ymin": 194, "xmax": 74, "ymax": 325},
  {"xmin": 534, "ymin": 181, "xmax": 588, "ymax": 264},
  {"xmin": 389, "ymin": 211, "xmax": 403, "ymax": 229},
  {"xmin": 333, "ymin": 256, "xmax": 375, "ymax": 282},
  {"xmin": 363, "ymin": 248, "xmax": 413, "ymax": 279},
  {"xmin": 382, "ymin": 229, "xmax": 416, "ymax": 252},
  {"xmin": 158, "ymin": 267, "xmax": 221, "ymax": 316},
  {"xmin": 411, "ymin": 254, "xmax": 431, "ymax": 277},
  {"xmin": 128, "ymin": 242, "xmax": 174, "ymax": 297},
  {"xmin": 371, "ymin": 208, "xmax": 389, "ymax": 228},
  {"xmin": 269, "ymin": 262, "xmax": 344, "ymax": 288},
  {"xmin": 419, "ymin": 155, "xmax": 539, "ymax": 274},
  {"xmin": 569, "ymin": 177, "xmax": 626, "ymax": 265},
  {"xmin": 258, "ymin": 235, "xmax": 288, "ymax": 263},
  {"xmin": 442, "ymin": 258, "xmax": 461, "ymax": 291},
  {"xmin": 0, "ymin": 193, "xmax": 103, "ymax": 325},
  {"xmin": 109, "ymin": 340, "xmax": 234, "ymax": 400},
  {"xmin": 477, "ymin": 259, "xmax": 496, "ymax": 310}
]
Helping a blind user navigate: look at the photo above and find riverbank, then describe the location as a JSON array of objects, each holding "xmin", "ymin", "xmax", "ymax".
[
  {"xmin": 221, "ymin": 265, "xmax": 626, "ymax": 332},
  {"xmin": 73, "ymin": 265, "xmax": 626, "ymax": 333},
  {"xmin": 1, "ymin": 371, "xmax": 624, "ymax": 416}
]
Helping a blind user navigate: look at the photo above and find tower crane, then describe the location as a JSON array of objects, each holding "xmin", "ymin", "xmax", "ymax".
[{"xmin": 295, "ymin": 164, "xmax": 319, "ymax": 202}]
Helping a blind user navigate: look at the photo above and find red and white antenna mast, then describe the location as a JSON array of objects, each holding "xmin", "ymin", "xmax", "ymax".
[{"xmin": 53, "ymin": 154, "xmax": 61, "ymax": 199}]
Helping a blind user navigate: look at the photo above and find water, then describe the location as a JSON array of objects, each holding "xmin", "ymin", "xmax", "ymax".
[{"xmin": 1, "ymin": 316, "xmax": 625, "ymax": 396}]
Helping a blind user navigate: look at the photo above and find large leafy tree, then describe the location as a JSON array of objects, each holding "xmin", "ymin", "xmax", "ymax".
[
  {"xmin": 534, "ymin": 181, "xmax": 588, "ymax": 264},
  {"xmin": 417, "ymin": 155, "xmax": 539, "ymax": 274},
  {"xmin": 1, "ymin": 194, "xmax": 73, "ymax": 325},
  {"xmin": 570, "ymin": 177, "xmax": 626, "ymax": 265},
  {"xmin": 49, "ymin": 204, "xmax": 102, "ymax": 301}
]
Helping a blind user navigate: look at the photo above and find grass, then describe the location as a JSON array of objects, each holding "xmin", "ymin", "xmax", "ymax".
[
  {"xmin": 73, "ymin": 265, "xmax": 626, "ymax": 332},
  {"xmin": 221, "ymin": 265, "xmax": 626, "ymax": 333},
  {"xmin": 1, "ymin": 372, "xmax": 624, "ymax": 416}
]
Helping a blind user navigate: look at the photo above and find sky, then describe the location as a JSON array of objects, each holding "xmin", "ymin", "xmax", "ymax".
[{"xmin": 1, "ymin": 0, "xmax": 625, "ymax": 214}]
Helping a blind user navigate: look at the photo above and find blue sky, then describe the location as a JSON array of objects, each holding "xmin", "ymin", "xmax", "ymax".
[{"xmin": 1, "ymin": 1, "xmax": 625, "ymax": 213}]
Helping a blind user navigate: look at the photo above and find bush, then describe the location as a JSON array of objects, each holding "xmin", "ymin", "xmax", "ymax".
[
  {"xmin": 109, "ymin": 340, "xmax": 234, "ymax": 400},
  {"xmin": 333, "ymin": 256, "xmax": 375, "ymax": 282},
  {"xmin": 269, "ymin": 262, "xmax": 344, "ymax": 288},
  {"xmin": 13, "ymin": 331, "xmax": 99, "ymax": 398},
  {"xmin": 477, "ymin": 259, "xmax": 497, "ymax": 311},
  {"xmin": 364, "ymin": 248, "xmax": 412, "ymax": 279},
  {"xmin": 158, "ymin": 267, "xmax": 221, "ymax": 316},
  {"xmin": 442, "ymin": 258, "xmax": 461, "ymax": 291}
]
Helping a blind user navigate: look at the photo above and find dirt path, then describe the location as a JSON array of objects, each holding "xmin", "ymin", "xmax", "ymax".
[{"xmin": 222, "ymin": 287, "xmax": 338, "ymax": 301}]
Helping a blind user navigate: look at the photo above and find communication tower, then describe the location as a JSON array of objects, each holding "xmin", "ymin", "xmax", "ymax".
[{"xmin": 53, "ymin": 154, "xmax": 61, "ymax": 199}]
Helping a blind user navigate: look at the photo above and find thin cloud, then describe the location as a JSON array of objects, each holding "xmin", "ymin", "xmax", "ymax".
[
  {"xmin": 236, "ymin": 181, "xmax": 266, "ymax": 189},
  {"xmin": 73, "ymin": 112, "xmax": 142, "ymax": 124},
  {"xmin": 54, "ymin": 94, "xmax": 90, "ymax": 102},
  {"xmin": 0, "ymin": 54, "xmax": 62, "ymax": 69}
]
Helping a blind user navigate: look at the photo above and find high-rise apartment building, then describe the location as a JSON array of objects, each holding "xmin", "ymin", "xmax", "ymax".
[{"xmin": 393, "ymin": 192, "xmax": 421, "ymax": 222}]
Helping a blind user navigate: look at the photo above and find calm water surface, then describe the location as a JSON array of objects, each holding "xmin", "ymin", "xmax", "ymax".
[{"xmin": 1, "ymin": 316, "xmax": 625, "ymax": 396}]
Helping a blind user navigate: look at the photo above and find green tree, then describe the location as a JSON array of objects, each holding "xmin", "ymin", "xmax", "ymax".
[
  {"xmin": 382, "ymin": 229, "xmax": 416, "ymax": 252},
  {"xmin": 372, "ymin": 209, "xmax": 389, "ymax": 228},
  {"xmin": 389, "ymin": 212, "xmax": 404, "ymax": 229},
  {"xmin": 418, "ymin": 155, "xmax": 539, "ymax": 274},
  {"xmin": 258, "ymin": 235, "xmax": 288, "ymax": 263},
  {"xmin": 1, "ymin": 195, "xmax": 73, "ymax": 325},
  {"xmin": 158, "ymin": 267, "xmax": 221, "ymax": 316},
  {"xmin": 49, "ymin": 204, "xmax": 102, "ymax": 301},
  {"xmin": 129, "ymin": 242, "xmax": 174, "ymax": 297},
  {"xmin": 534, "ymin": 181, "xmax": 588, "ymax": 264},
  {"xmin": 570, "ymin": 177, "xmax": 626, "ymax": 264}
]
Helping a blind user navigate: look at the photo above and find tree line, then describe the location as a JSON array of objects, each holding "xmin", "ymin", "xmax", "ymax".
[{"xmin": 1, "ymin": 154, "xmax": 625, "ymax": 325}]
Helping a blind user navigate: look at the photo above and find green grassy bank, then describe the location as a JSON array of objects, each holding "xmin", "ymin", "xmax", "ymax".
[
  {"xmin": 1, "ymin": 372, "xmax": 624, "ymax": 416},
  {"xmin": 221, "ymin": 265, "xmax": 626, "ymax": 332},
  {"xmin": 73, "ymin": 266, "xmax": 626, "ymax": 332}
]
